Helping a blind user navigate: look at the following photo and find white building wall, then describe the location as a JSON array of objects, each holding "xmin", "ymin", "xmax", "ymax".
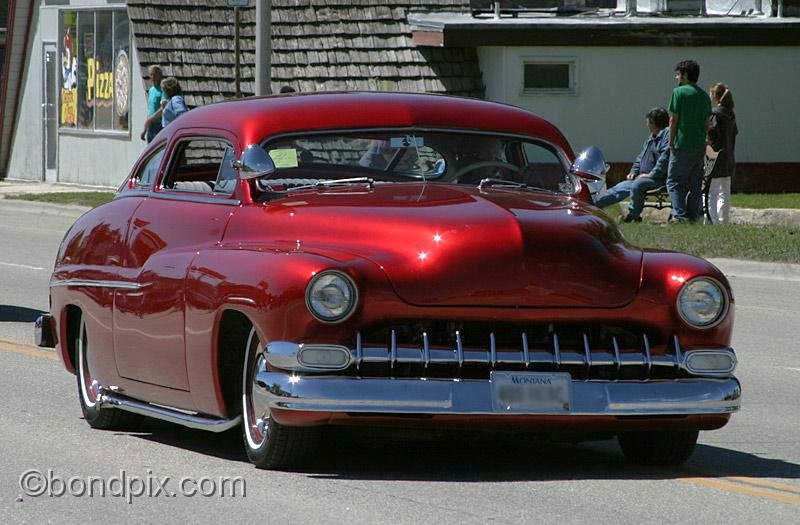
[
  {"xmin": 7, "ymin": 8, "xmax": 46, "ymax": 182},
  {"xmin": 8, "ymin": 3, "xmax": 149, "ymax": 188},
  {"xmin": 478, "ymin": 46, "xmax": 800, "ymax": 164}
]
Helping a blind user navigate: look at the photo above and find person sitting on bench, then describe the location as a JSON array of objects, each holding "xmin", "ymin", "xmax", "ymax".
[{"xmin": 594, "ymin": 108, "xmax": 670, "ymax": 222}]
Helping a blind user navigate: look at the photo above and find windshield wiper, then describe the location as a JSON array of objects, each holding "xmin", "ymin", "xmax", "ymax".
[
  {"xmin": 477, "ymin": 178, "xmax": 554, "ymax": 193},
  {"xmin": 285, "ymin": 177, "xmax": 374, "ymax": 193}
]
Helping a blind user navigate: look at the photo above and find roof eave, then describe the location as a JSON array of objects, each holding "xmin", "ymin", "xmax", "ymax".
[{"xmin": 409, "ymin": 14, "xmax": 800, "ymax": 47}]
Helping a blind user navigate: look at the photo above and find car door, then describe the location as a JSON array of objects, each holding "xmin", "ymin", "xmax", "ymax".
[{"xmin": 114, "ymin": 131, "xmax": 240, "ymax": 390}]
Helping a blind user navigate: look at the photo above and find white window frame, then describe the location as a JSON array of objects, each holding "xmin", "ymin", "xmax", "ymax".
[{"xmin": 520, "ymin": 57, "xmax": 578, "ymax": 96}]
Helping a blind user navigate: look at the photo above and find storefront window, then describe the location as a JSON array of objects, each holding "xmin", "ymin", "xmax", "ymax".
[
  {"xmin": 114, "ymin": 11, "xmax": 130, "ymax": 131},
  {"xmin": 60, "ymin": 9, "xmax": 129, "ymax": 133}
]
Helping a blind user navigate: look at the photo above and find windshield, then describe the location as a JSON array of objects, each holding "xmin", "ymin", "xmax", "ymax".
[{"xmin": 257, "ymin": 130, "xmax": 576, "ymax": 194}]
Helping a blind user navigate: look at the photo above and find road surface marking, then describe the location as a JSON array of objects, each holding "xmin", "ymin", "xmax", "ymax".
[
  {"xmin": 0, "ymin": 339, "xmax": 58, "ymax": 361},
  {"xmin": 727, "ymin": 476, "xmax": 800, "ymax": 495},
  {"xmin": 0, "ymin": 261, "xmax": 45, "ymax": 271},
  {"xmin": 681, "ymin": 477, "xmax": 800, "ymax": 506}
]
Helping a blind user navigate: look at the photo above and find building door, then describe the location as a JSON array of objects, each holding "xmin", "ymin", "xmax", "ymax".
[{"xmin": 42, "ymin": 43, "xmax": 58, "ymax": 182}]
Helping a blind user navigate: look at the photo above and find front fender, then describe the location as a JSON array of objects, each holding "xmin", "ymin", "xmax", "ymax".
[
  {"xmin": 184, "ymin": 245, "xmax": 395, "ymax": 415},
  {"xmin": 639, "ymin": 251, "xmax": 734, "ymax": 348}
]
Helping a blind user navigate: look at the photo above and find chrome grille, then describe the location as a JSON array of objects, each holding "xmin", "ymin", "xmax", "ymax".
[{"xmin": 351, "ymin": 323, "xmax": 684, "ymax": 380}]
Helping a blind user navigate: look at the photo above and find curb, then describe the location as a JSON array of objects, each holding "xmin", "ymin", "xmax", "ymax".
[
  {"xmin": 0, "ymin": 196, "xmax": 91, "ymax": 219},
  {"xmin": 708, "ymin": 258, "xmax": 800, "ymax": 283},
  {"xmin": 635, "ymin": 204, "xmax": 800, "ymax": 227}
]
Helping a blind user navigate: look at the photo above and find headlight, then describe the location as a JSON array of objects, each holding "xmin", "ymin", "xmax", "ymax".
[
  {"xmin": 305, "ymin": 270, "xmax": 358, "ymax": 323},
  {"xmin": 677, "ymin": 277, "xmax": 727, "ymax": 328}
]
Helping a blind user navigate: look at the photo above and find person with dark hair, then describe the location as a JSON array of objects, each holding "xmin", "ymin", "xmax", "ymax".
[
  {"xmin": 160, "ymin": 76, "xmax": 188, "ymax": 127},
  {"xmin": 705, "ymin": 83, "xmax": 738, "ymax": 224},
  {"xmin": 666, "ymin": 59, "xmax": 712, "ymax": 222},
  {"xmin": 139, "ymin": 65, "xmax": 164, "ymax": 142},
  {"xmin": 593, "ymin": 107, "xmax": 670, "ymax": 222},
  {"xmin": 279, "ymin": 85, "xmax": 296, "ymax": 93}
]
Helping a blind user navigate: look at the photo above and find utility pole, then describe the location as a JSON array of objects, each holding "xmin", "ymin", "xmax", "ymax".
[
  {"xmin": 227, "ymin": 0, "xmax": 252, "ymax": 98},
  {"xmin": 255, "ymin": 1, "xmax": 272, "ymax": 95}
]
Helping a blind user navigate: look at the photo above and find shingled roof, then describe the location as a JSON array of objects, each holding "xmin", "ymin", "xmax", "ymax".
[{"xmin": 126, "ymin": 0, "xmax": 484, "ymax": 110}]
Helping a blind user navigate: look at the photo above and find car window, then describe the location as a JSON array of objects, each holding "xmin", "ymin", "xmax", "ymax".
[
  {"xmin": 162, "ymin": 138, "xmax": 235, "ymax": 194},
  {"xmin": 521, "ymin": 142, "xmax": 573, "ymax": 193},
  {"xmin": 256, "ymin": 130, "xmax": 573, "ymax": 194},
  {"xmin": 214, "ymin": 147, "xmax": 238, "ymax": 195},
  {"xmin": 265, "ymin": 134, "xmax": 445, "ymax": 181},
  {"xmin": 133, "ymin": 146, "xmax": 166, "ymax": 189}
]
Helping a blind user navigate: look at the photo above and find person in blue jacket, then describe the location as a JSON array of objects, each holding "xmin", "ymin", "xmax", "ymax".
[
  {"xmin": 594, "ymin": 107, "xmax": 670, "ymax": 222},
  {"xmin": 160, "ymin": 76, "xmax": 189, "ymax": 128}
]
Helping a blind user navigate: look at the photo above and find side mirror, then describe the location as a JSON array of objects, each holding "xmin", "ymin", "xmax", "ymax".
[
  {"xmin": 234, "ymin": 144, "xmax": 276, "ymax": 180},
  {"xmin": 570, "ymin": 146, "xmax": 609, "ymax": 182}
]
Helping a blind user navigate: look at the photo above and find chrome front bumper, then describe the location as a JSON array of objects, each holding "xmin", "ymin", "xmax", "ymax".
[{"xmin": 253, "ymin": 368, "xmax": 741, "ymax": 417}]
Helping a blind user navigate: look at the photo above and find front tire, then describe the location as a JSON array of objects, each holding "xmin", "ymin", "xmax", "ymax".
[
  {"xmin": 76, "ymin": 315, "xmax": 141, "ymax": 430},
  {"xmin": 618, "ymin": 430, "xmax": 699, "ymax": 466},
  {"xmin": 242, "ymin": 328, "xmax": 318, "ymax": 469}
]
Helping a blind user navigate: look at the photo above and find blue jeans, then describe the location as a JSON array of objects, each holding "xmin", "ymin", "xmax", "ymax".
[
  {"xmin": 146, "ymin": 121, "xmax": 163, "ymax": 143},
  {"xmin": 667, "ymin": 148, "xmax": 705, "ymax": 222},
  {"xmin": 594, "ymin": 176, "xmax": 660, "ymax": 218}
]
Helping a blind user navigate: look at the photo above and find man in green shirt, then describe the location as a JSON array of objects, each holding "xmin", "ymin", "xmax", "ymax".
[{"xmin": 667, "ymin": 60, "xmax": 712, "ymax": 222}]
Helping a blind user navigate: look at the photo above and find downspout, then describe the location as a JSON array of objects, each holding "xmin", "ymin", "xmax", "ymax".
[{"xmin": 0, "ymin": 0, "xmax": 35, "ymax": 179}]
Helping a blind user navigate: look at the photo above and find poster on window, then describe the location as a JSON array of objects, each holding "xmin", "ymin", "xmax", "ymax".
[{"xmin": 60, "ymin": 12, "xmax": 77, "ymax": 127}]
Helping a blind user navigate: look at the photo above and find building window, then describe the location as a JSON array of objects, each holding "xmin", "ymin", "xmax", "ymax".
[
  {"xmin": 59, "ymin": 9, "xmax": 130, "ymax": 133},
  {"xmin": 522, "ymin": 59, "xmax": 576, "ymax": 95}
]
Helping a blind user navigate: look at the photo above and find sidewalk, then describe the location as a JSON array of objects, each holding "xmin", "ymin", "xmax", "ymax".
[
  {"xmin": 640, "ymin": 203, "xmax": 800, "ymax": 227},
  {"xmin": 0, "ymin": 180, "xmax": 113, "ymax": 217},
  {"xmin": 0, "ymin": 180, "xmax": 112, "ymax": 196}
]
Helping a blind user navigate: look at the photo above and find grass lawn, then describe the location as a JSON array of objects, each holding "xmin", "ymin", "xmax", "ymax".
[
  {"xmin": 731, "ymin": 193, "xmax": 800, "ymax": 209},
  {"xmin": 5, "ymin": 192, "xmax": 114, "ymax": 208},
  {"xmin": 619, "ymin": 222, "xmax": 800, "ymax": 264}
]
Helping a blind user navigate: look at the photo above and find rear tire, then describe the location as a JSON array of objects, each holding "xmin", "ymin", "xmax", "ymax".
[
  {"xmin": 618, "ymin": 430, "xmax": 699, "ymax": 466},
  {"xmin": 76, "ymin": 315, "xmax": 142, "ymax": 430},
  {"xmin": 242, "ymin": 328, "xmax": 318, "ymax": 469}
]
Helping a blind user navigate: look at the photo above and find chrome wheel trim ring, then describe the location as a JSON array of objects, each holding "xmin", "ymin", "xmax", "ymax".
[
  {"xmin": 242, "ymin": 328, "xmax": 268, "ymax": 450},
  {"xmin": 77, "ymin": 319, "xmax": 98, "ymax": 408}
]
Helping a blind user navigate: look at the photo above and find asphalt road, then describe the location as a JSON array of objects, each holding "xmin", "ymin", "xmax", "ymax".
[{"xmin": 1, "ymin": 200, "xmax": 798, "ymax": 523}]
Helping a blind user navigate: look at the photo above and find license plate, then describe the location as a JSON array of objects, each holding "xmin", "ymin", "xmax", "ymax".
[{"xmin": 490, "ymin": 371, "xmax": 572, "ymax": 413}]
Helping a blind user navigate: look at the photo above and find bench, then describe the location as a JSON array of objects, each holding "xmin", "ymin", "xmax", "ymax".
[{"xmin": 643, "ymin": 186, "xmax": 671, "ymax": 210}]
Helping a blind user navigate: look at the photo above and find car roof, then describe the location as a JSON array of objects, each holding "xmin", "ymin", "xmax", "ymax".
[{"xmin": 167, "ymin": 92, "xmax": 574, "ymax": 157}]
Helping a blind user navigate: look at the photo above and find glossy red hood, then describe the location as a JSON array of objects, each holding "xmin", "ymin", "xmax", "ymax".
[{"xmin": 259, "ymin": 184, "xmax": 643, "ymax": 308}]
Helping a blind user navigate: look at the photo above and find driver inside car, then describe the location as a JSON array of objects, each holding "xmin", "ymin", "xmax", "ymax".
[{"xmin": 451, "ymin": 137, "xmax": 514, "ymax": 184}]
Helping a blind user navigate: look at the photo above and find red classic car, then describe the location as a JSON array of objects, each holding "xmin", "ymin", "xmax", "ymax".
[{"xmin": 36, "ymin": 92, "xmax": 739, "ymax": 469}]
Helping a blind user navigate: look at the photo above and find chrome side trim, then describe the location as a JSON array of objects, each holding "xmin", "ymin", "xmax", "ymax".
[
  {"xmin": 98, "ymin": 392, "xmax": 241, "ymax": 432},
  {"xmin": 148, "ymin": 192, "xmax": 242, "ymax": 206},
  {"xmin": 50, "ymin": 279, "xmax": 142, "ymax": 290}
]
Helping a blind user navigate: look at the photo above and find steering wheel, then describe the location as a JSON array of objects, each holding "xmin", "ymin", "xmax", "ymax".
[{"xmin": 453, "ymin": 160, "xmax": 520, "ymax": 184}]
